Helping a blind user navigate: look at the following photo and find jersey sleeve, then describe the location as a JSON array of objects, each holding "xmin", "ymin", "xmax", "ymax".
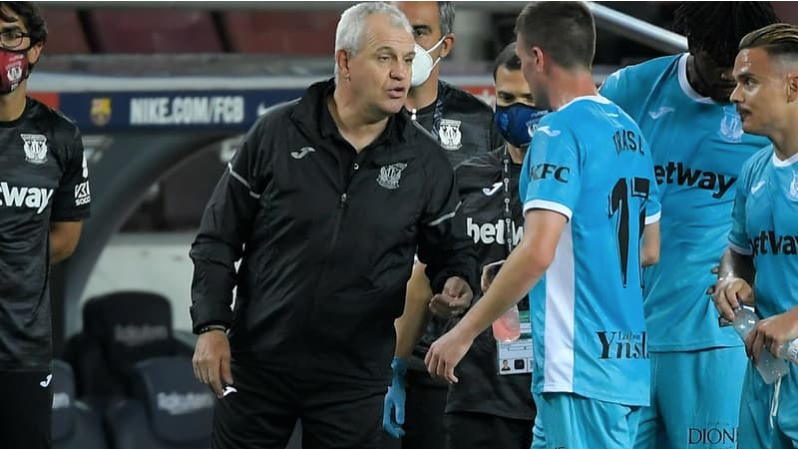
[
  {"xmin": 728, "ymin": 158, "xmax": 754, "ymax": 255},
  {"xmin": 50, "ymin": 127, "xmax": 91, "ymax": 222},
  {"xmin": 642, "ymin": 136, "xmax": 661, "ymax": 225},
  {"xmin": 522, "ymin": 120, "xmax": 581, "ymax": 221}
]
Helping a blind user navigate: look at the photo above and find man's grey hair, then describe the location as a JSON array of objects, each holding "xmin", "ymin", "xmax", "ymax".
[
  {"xmin": 335, "ymin": 2, "xmax": 412, "ymax": 57},
  {"xmin": 438, "ymin": 1, "xmax": 455, "ymax": 36}
]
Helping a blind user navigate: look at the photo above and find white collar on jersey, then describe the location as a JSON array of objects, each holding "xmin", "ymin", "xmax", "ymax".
[
  {"xmin": 772, "ymin": 151, "xmax": 798, "ymax": 167},
  {"xmin": 558, "ymin": 95, "xmax": 611, "ymax": 112},
  {"xmin": 677, "ymin": 53, "xmax": 715, "ymax": 105}
]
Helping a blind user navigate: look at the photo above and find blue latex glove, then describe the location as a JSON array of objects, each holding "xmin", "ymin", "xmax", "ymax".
[{"xmin": 382, "ymin": 357, "xmax": 408, "ymax": 439}]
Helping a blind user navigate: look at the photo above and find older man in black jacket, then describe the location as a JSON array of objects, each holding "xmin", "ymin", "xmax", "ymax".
[{"xmin": 189, "ymin": 2, "xmax": 476, "ymax": 449}]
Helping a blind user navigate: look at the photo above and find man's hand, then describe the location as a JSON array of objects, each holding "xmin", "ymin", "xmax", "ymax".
[
  {"xmin": 382, "ymin": 357, "xmax": 408, "ymax": 439},
  {"xmin": 424, "ymin": 327, "xmax": 474, "ymax": 383},
  {"xmin": 745, "ymin": 308, "xmax": 798, "ymax": 363},
  {"xmin": 192, "ymin": 330, "xmax": 233, "ymax": 398},
  {"xmin": 429, "ymin": 276, "xmax": 473, "ymax": 319},
  {"xmin": 712, "ymin": 277, "xmax": 754, "ymax": 323}
]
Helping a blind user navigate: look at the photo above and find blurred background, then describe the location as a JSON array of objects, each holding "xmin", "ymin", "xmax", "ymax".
[{"xmin": 31, "ymin": 2, "xmax": 797, "ymax": 449}]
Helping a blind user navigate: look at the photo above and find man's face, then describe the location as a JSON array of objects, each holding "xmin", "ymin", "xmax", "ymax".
[
  {"xmin": 515, "ymin": 34, "xmax": 549, "ymax": 110},
  {"xmin": 495, "ymin": 65, "xmax": 535, "ymax": 109},
  {"xmin": 395, "ymin": 1, "xmax": 450, "ymax": 58},
  {"xmin": 343, "ymin": 13, "xmax": 415, "ymax": 116},
  {"xmin": 731, "ymin": 47, "xmax": 790, "ymax": 136},
  {"xmin": 693, "ymin": 50, "xmax": 736, "ymax": 103},
  {"xmin": 0, "ymin": 6, "xmax": 40, "ymax": 63}
]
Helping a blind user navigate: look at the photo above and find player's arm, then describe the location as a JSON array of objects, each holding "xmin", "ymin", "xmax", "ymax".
[
  {"xmin": 713, "ymin": 159, "xmax": 756, "ymax": 322},
  {"xmin": 49, "ymin": 128, "xmax": 91, "ymax": 265},
  {"xmin": 394, "ymin": 262, "xmax": 434, "ymax": 359},
  {"xmin": 641, "ymin": 221, "xmax": 660, "ymax": 267},
  {"xmin": 447, "ymin": 209, "xmax": 565, "ymax": 342},
  {"xmin": 50, "ymin": 221, "xmax": 83, "ymax": 264}
]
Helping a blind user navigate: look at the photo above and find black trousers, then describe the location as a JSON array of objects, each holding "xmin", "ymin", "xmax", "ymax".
[
  {"xmin": 212, "ymin": 361, "xmax": 386, "ymax": 449},
  {"xmin": 0, "ymin": 369, "xmax": 53, "ymax": 449},
  {"xmin": 381, "ymin": 368, "xmax": 449, "ymax": 449},
  {"xmin": 445, "ymin": 411, "xmax": 535, "ymax": 449}
]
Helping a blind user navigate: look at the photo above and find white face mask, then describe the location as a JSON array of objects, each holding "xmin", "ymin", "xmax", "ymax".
[{"xmin": 411, "ymin": 36, "xmax": 445, "ymax": 87}]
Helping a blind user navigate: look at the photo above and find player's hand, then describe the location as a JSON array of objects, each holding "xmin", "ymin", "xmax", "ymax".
[
  {"xmin": 712, "ymin": 277, "xmax": 754, "ymax": 323},
  {"xmin": 429, "ymin": 276, "xmax": 473, "ymax": 319},
  {"xmin": 705, "ymin": 265, "xmax": 721, "ymax": 296},
  {"xmin": 192, "ymin": 330, "xmax": 233, "ymax": 398},
  {"xmin": 424, "ymin": 327, "xmax": 473, "ymax": 383},
  {"xmin": 745, "ymin": 308, "xmax": 798, "ymax": 362}
]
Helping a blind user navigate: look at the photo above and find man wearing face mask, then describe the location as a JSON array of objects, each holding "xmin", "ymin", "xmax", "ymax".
[
  {"xmin": 439, "ymin": 42, "xmax": 542, "ymax": 449},
  {"xmin": 599, "ymin": 3, "xmax": 778, "ymax": 448},
  {"xmin": 0, "ymin": 3, "xmax": 91, "ymax": 449},
  {"xmin": 383, "ymin": 2, "xmax": 502, "ymax": 449}
]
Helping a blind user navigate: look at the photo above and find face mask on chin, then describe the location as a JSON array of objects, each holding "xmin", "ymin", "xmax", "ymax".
[
  {"xmin": 410, "ymin": 36, "xmax": 445, "ymax": 87},
  {"xmin": 494, "ymin": 103, "xmax": 549, "ymax": 149},
  {"xmin": 0, "ymin": 48, "xmax": 29, "ymax": 95}
]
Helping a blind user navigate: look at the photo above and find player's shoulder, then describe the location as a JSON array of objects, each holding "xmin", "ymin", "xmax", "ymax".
[
  {"xmin": 27, "ymin": 97, "xmax": 81, "ymax": 138},
  {"xmin": 743, "ymin": 144, "xmax": 776, "ymax": 176},
  {"xmin": 454, "ymin": 150, "xmax": 502, "ymax": 193},
  {"xmin": 438, "ymin": 80, "xmax": 494, "ymax": 116},
  {"xmin": 608, "ymin": 54, "xmax": 682, "ymax": 86}
]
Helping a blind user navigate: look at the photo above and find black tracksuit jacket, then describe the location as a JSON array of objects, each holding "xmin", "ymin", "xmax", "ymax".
[{"xmin": 189, "ymin": 79, "xmax": 477, "ymax": 384}]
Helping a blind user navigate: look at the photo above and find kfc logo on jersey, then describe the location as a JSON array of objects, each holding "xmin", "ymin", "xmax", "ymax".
[
  {"xmin": 21, "ymin": 133, "xmax": 48, "ymax": 164},
  {"xmin": 0, "ymin": 182, "xmax": 53, "ymax": 214}
]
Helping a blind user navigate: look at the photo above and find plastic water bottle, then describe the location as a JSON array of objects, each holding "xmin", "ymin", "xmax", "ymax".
[
  {"xmin": 733, "ymin": 306, "xmax": 789, "ymax": 384},
  {"xmin": 492, "ymin": 304, "xmax": 521, "ymax": 342}
]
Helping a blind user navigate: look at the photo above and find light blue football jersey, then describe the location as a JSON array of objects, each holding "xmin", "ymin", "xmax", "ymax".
[
  {"xmin": 520, "ymin": 95, "xmax": 660, "ymax": 407},
  {"xmin": 729, "ymin": 147, "xmax": 798, "ymax": 320},
  {"xmin": 600, "ymin": 53, "xmax": 771, "ymax": 352}
]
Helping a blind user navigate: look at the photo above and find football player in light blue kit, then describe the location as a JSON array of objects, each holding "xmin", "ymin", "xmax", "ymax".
[
  {"xmin": 424, "ymin": 3, "xmax": 661, "ymax": 448},
  {"xmin": 713, "ymin": 23, "xmax": 798, "ymax": 449},
  {"xmin": 599, "ymin": 3, "xmax": 778, "ymax": 448}
]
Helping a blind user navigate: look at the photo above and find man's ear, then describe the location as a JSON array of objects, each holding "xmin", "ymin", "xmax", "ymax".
[
  {"xmin": 439, "ymin": 33, "xmax": 455, "ymax": 59},
  {"xmin": 531, "ymin": 47, "xmax": 545, "ymax": 73},
  {"xmin": 336, "ymin": 49, "xmax": 351, "ymax": 81},
  {"xmin": 787, "ymin": 71, "xmax": 798, "ymax": 103},
  {"xmin": 27, "ymin": 42, "xmax": 43, "ymax": 66}
]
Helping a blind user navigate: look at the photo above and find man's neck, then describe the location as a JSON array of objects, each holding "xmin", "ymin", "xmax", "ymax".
[
  {"xmin": 0, "ymin": 86, "xmax": 26, "ymax": 122},
  {"xmin": 685, "ymin": 54, "xmax": 713, "ymax": 99},
  {"xmin": 405, "ymin": 77, "xmax": 439, "ymax": 111},
  {"xmin": 507, "ymin": 144, "xmax": 526, "ymax": 164},
  {"xmin": 330, "ymin": 88, "xmax": 390, "ymax": 152},
  {"xmin": 546, "ymin": 69, "xmax": 599, "ymax": 111},
  {"xmin": 770, "ymin": 119, "xmax": 798, "ymax": 161}
]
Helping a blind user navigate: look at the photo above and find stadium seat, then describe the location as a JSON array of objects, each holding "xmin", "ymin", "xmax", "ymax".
[
  {"xmin": 85, "ymin": 10, "xmax": 223, "ymax": 53},
  {"xmin": 41, "ymin": 9, "xmax": 91, "ymax": 54},
  {"xmin": 106, "ymin": 357, "xmax": 213, "ymax": 449},
  {"xmin": 222, "ymin": 11, "xmax": 338, "ymax": 55},
  {"xmin": 62, "ymin": 291, "xmax": 193, "ymax": 409},
  {"xmin": 52, "ymin": 360, "xmax": 108, "ymax": 449}
]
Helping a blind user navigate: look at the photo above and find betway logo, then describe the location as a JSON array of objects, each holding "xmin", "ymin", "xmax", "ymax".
[
  {"xmin": 596, "ymin": 331, "xmax": 648, "ymax": 360},
  {"xmin": 157, "ymin": 391, "xmax": 214, "ymax": 415},
  {"xmin": 749, "ymin": 230, "xmax": 798, "ymax": 257},
  {"xmin": 654, "ymin": 162, "xmax": 736, "ymax": 199},
  {"xmin": 0, "ymin": 182, "xmax": 53, "ymax": 214},
  {"xmin": 467, "ymin": 217, "xmax": 523, "ymax": 247},
  {"xmin": 113, "ymin": 324, "xmax": 169, "ymax": 347}
]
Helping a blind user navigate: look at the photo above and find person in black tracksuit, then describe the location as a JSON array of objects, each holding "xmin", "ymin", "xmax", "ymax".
[
  {"xmin": 443, "ymin": 43, "xmax": 545, "ymax": 449},
  {"xmin": 188, "ymin": 4, "xmax": 476, "ymax": 449},
  {"xmin": 0, "ymin": 4, "xmax": 90, "ymax": 449},
  {"xmin": 382, "ymin": 3, "xmax": 502, "ymax": 449}
]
